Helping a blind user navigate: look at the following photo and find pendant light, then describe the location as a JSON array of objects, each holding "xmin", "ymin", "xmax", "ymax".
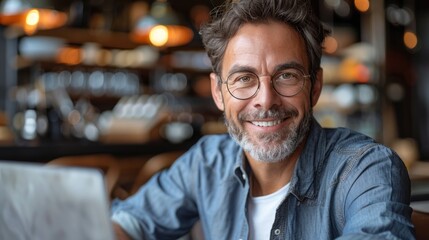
[
  {"xmin": 130, "ymin": 0, "xmax": 194, "ymax": 48},
  {"xmin": 0, "ymin": 0, "xmax": 67, "ymax": 35}
]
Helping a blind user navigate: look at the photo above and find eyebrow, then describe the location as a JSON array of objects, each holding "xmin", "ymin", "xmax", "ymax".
[
  {"xmin": 226, "ymin": 61, "xmax": 307, "ymax": 77},
  {"xmin": 226, "ymin": 65, "xmax": 257, "ymax": 77},
  {"xmin": 273, "ymin": 62, "xmax": 307, "ymax": 74}
]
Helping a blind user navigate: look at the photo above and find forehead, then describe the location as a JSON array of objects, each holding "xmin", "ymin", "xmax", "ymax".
[{"xmin": 222, "ymin": 21, "xmax": 308, "ymax": 75}]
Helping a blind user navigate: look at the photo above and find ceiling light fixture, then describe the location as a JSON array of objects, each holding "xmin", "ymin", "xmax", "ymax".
[
  {"xmin": 130, "ymin": 0, "xmax": 194, "ymax": 48},
  {"xmin": 0, "ymin": 0, "xmax": 67, "ymax": 35}
]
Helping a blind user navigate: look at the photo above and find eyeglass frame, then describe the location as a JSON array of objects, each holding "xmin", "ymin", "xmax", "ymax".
[{"xmin": 217, "ymin": 66, "xmax": 311, "ymax": 100}]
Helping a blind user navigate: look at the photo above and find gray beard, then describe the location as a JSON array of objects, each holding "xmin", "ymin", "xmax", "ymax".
[{"xmin": 225, "ymin": 108, "xmax": 313, "ymax": 163}]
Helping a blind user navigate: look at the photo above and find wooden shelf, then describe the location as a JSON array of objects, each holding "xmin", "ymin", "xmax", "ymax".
[{"xmin": 35, "ymin": 27, "xmax": 143, "ymax": 49}]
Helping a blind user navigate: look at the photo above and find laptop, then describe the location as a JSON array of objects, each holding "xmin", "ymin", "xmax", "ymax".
[{"xmin": 0, "ymin": 161, "xmax": 115, "ymax": 240}]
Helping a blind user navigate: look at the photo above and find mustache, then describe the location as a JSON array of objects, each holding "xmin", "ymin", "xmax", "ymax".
[{"xmin": 238, "ymin": 107, "xmax": 298, "ymax": 121}]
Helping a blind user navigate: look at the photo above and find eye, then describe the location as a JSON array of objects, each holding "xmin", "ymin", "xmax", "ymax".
[
  {"xmin": 278, "ymin": 71, "xmax": 298, "ymax": 80},
  {"xmin": 237, "ymin": 75, "xmax": 252, "ymax": 83},
  {"xmin": 229, "ymin": 72, "xmax": 258, "ymax": 86},
  {"xmin": 274, "ymin": 69, "xmax": 301, "ymax": 85}
]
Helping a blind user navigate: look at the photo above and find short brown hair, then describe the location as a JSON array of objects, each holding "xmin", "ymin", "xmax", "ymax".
[{"xmin": 200, "ymin": 0, "xmax": 330, "ymax": 85}]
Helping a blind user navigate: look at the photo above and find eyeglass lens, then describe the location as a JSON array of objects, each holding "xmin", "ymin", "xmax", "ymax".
[{"xmin": 225, "ymin": 68, "xmax": 306, "ymax": 100}]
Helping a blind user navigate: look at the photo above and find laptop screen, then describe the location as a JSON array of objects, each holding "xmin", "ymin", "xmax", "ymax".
[{"xmin": 0, "ymin": 161, "xmax": 115, "ymax": 240}]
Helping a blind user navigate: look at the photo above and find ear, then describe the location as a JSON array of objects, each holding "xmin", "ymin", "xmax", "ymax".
[
  {"xmin": 210, "ymin": 72, "xmax": 225, "ymax": 111},
  {"xmin": 311, "ymin": 68, "xmax": 323, "ymax": 107}
]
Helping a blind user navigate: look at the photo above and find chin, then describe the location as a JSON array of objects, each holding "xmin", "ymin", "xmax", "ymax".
[{"xmin": 242, "ymin": 136, "xmax": 298, "ymax": 163}]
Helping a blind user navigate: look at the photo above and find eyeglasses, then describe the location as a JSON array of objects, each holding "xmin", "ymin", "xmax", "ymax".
[{"xmin": 220, "ymin": 68, "xmax": 311, "ymax": 100}]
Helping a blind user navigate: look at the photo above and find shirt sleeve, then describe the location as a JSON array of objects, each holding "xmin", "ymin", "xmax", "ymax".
[
  {"xmin": 109, "ymin": 149, "xmax": 200, "ymax": 240},
  {"xmin": 337, "ymin": 144, "xmax": 415, "ymax": 239},
  {"xmin": 111, "ymin": 211, "xmax": 143, "ymax": 240}
]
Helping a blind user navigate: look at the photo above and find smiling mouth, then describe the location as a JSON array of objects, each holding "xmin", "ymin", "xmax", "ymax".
[{"xmin": 251, "ymin": 119, "xmax": 283, "ymax": 127}]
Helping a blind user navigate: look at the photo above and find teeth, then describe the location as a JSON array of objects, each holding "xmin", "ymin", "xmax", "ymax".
[{"xmin": 252, "ymin": 120, "xmax": 282, "ymax": 127}]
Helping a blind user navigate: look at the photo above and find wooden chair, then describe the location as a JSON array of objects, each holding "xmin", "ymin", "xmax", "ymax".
[
  {"xmin": 412, "ymin": 209, "xmax": 429, "ymax": 240},
  {"xmin": 47, "ymin": 154, "xmax": 120, "ymax": 198},
  {"xmin": 129, "ymin": 151, "xmax": 184, "ymax": 195}
]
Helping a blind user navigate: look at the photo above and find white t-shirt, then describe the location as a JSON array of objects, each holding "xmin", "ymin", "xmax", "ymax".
[{"xmin": 247, "ymin": 183, "xmax": 290, "ymax": 240}]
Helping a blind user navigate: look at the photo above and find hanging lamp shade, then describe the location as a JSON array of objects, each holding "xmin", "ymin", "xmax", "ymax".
[
  {"xmin": 130, "ymin": 0, "xmax": 194, "ymax": 48},
  {"xmin": 0, "ymin": 0, "xmax": 67, "ymax": 35},
  {"xmin": 0, "ymin": 0, "xmax": 29, "ymax": 25}
]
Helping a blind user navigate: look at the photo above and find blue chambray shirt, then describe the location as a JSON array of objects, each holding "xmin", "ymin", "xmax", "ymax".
[{"xmin": 111, "ymin": 119, "xmax": 415, "ymax": 240}]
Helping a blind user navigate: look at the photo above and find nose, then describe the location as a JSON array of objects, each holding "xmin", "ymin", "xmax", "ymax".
[{"xmin": 252, "ymin": 76, "xmax": 282, "ymax": 109}]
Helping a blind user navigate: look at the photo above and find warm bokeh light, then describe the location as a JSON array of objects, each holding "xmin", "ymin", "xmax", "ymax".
[
  {"xmin": 354, "ymin": 0, "xmax": 370, "ymax": 12},
  {"xmin": 355, "ymin": 63, "xmax": 371, "ymax": 83},
  {"xmin": 404, "ymin": 31, "xmax": 418, "ymax": 50},
  {"xmin": 323, "ymin": 36, "xmax": 338, "ymax": 54},
  {"xmin": 339, "ymin": 58, "xmax": 371, "ymax": 83},
  {"xmin": 164, "ymin": 25, "xmax": 194, "ymax": 47},
  {"xmin": 1, "ymin": 8, "xmax": 67, "ymax": 35},
  {"xmin": 25, "ymin": 9, "xmax": 39, "ymax": 26},
  {"xmin": 36, "ymin": 9, "xmax": 68, "ymax": 30},
  {"xmin": 149, "ymin": 25, "xmax": 169, "ymax": 47},
  {"xmin": 57, "ymin": 47, "xmax": 83, "ymax": 65},
  {"xmin": 132, "ymin": 24, "xmax": 194, "ymax": 47},
  {"xmin": 24, "ymin": 9, "xmax": 39, "ymax": 35}
]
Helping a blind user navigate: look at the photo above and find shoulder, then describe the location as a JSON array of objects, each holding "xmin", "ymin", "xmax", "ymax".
[
  {"xmin": 193, "ymin": 133, "xmax": 237, "ymax": 149},
  {"xmin": 178, "ymin": 133, "xmax": 242, "ymax": 170},
  {"xmin": 323, "ymin": 127, "xmax": 400, "ymax": 163},
  {"xmin": 190, "ymin": 133, "xmax": 240, "ymax": 156},
  {"xmin": 325, "ymin": 127, "xmax": 376, "ymax": 151},
  {"xmin": 322, "ymin": 130, "xmax": 412, "ymax": 236},
  {"xmin": 338, "ymin": 128, "xmax": 399, "ymax": 157},
  {"xmin": 321, "ymin": 127, "xmax": 407, "ymax": 183}
]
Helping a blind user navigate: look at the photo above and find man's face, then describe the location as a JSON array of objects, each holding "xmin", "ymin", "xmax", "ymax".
[{"xmin": 210, "ymin": 21, "xmax": 322, "ymax": 163}]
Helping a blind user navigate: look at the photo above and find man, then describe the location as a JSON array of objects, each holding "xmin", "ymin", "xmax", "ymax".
[{"xmin": 112, "ymin": 0, "xmax": 415, "ymax": 239}]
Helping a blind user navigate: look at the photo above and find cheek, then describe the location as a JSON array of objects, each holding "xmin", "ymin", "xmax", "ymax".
[
  {"xmin": 299, "ymin": 87, "xmax": 314, "ymax": 110},
  {"xmin": 285, "ymin": 94, "xmax": 312, "ymax": 117},
  {"xmin": 223, "ymin": 97, "xmax": 247, "ymax": 120}
]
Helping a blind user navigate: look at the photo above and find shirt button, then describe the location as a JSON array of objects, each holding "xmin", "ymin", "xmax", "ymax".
[
  {"xmin": 242, "ymin": 174, "xmax": 246, "ymax": 180},
  {"xmin": 274, "ymin": 229, "xmax": 281, "ymax": 235}
]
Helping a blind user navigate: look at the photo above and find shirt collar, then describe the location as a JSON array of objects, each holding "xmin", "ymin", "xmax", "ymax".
[
  {"xmin": 233, "ymin": 149, "xmax": 249, "ymax": 187},
  {"xmin": 289, "ymin": 118, "xmax": 326, "ymax": 201}
]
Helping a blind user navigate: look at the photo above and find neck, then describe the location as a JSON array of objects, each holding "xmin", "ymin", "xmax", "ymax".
[{"xmin": 246, "ymin": 141, "xmax": 304, "ymax": 197}]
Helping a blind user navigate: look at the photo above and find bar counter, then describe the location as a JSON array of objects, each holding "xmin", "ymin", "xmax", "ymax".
[{"xmin": 0, "ymin": 138, "xmax": 198, "ymax": 162}]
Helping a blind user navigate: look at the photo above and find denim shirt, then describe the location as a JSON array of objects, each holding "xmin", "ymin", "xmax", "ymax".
[{"xmin": 111, "ymin": 120, "xmax": 415, "ymax": 240}]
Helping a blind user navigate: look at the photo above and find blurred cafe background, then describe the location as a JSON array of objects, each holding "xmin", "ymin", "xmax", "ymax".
[{"xmin": 0, "ymin": 0, "xmax": 429, "ymax": 204}]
